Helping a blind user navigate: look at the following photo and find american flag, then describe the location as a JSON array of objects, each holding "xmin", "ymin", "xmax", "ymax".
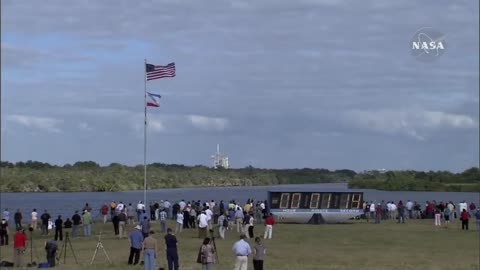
[{"xmin": 146, "ymin": 62, "xmax": 176, "ymax": 81}]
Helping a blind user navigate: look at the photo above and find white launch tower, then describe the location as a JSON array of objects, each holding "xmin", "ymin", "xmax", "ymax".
[{"xmin": 211, "ymin": 144, "xmax": 229, "ymax": 169}]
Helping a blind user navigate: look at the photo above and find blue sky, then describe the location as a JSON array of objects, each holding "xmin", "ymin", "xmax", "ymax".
[{"xmin": 1, "ymin": 0, "xmax": 478, "ymax": 172}]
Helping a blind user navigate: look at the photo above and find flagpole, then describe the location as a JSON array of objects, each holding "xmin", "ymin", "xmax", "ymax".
[{"xmin": 144, "ymin": 58, "xmax": 147, "ymax": 205}]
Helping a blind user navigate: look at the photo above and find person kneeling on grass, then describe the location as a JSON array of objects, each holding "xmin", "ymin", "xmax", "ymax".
[{"xmin": 45, "ymin": 239, "xmax": 58, "ymax": 267}]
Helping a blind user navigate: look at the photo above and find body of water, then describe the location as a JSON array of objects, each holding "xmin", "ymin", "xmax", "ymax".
[{"xmin": 0, "ymin": 183, "xmax": 478, "ymax": 222}]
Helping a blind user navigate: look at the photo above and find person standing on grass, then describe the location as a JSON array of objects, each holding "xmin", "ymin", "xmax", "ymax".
[
  {"xmin": 369, "ymin": 201, "xmax": 375, "ymax": 222},
  {"xmin": 205, "ymin": 207, "xmax": 214, "ymax": 230},
  {"xmin": 175, "ymin": 211, "xmax": 184, "ymax": 235},
  {"xmin": 375, "ymin": 203, "xmax": 382, "ymax": 224},
  {"xmin": 198, "ymin": 211, "xmax": 208, "ymax": 239},
  {"xmin": 397, "ymin": 201, "xmax": 405, "ymax": 224},
  {"xmin": 363, "ymin": 201, "xmax": 370, "ymax": 223},
  {"xmin": 232, "ymin": 234, "xmax": 251, "ymax": 270},
  {"xmin": 469, "ymin": 202, "xmax": 477, "ymax": 217},
  {"xmin": 71, "ymin": 211, "xmax": 81, "ymax": 237},
  {"xmin": 252, "ymin": 237, "xmax": 266, "ymax": 270},
  {"xmin": 159, "ymin": 209, "xmax": 167, "ymax": 233},
  {"xmin": 82, "ymin": 210, "xmax": 92, "ymax": 236},
  {"xmin": 143, "ymin": 230, "xmax": 158, "ymax": 270},
  {"xmin": 40, "ymin": 210, "xmax": 51, "ymax": 236},
  {"xmin": 54, "ymin": 215, "xmax": 63, "ymax": 241},
  {"xmin": 460, "ymin": 209, "xmax": 470, "ymax": 230},
  {"xmin": 218, "ymin": 212, "xmax": 227, "ymax": 240},
  {"xmin": 199, "ymin": 237, "xmax": 216, "ymax": 270},
  {"xmin": 127, "ymin": 203, "xmax": 135, "ymax": 224},
  {"xmin": 443, "ymin": 206, "xmax": 451, "ymax": 226},
  {"xmin": 0, "ymin": 218, "xmax": 9, "ymax": 245},
  {"xmin": 264, "ymin": 213, "xmax": 275, "ymax": 240},
  {"xmin": 235, "ymin": 207, "xmax": 244, "ymax": 233},
  {"xmin": 14, "ymin": 209, "xmax": 22, "ymax": 230},
  {"xmin": 100, "ymin": 202, "xmax": 109, "ymax": 224},
  {"xmin": 118, "ymin": 210, "xmax": 127, "ymax": 239},
  {"xmin": 13, "ymin": 228, "xmax": 28, "ymax": 267},
  {"xmin": 141, "ymin": 216, "xmax": 151, "ymax": 238},
  {"xmin": 447, "ymin": 201, "xmax": 456, "ymax": 220},
  {"xmin": 406, "ymin": 200, "xmax": 414, "ymax": 219},
  {"xmin": 434, "ymin": 208, "xmax": 442, "ymax": 226},
  {"xmin": 475, "ymin": 209, "xmax": 480, "ymax": 231},
  {"xmin": 189, "ymin": 207, "xmax": 197, "ymax": 229},
  {"xmin": 31, "ymin": 209, "xmax": 38, "ymax": 230},
  {"xmin": 2, "ymin": 209, "xmax": 10, "ymax": 223},
  {"xmin": 112, "ymin": 213, "xmax": 120, "ymax": 236},
  {"xmin": 128, "ymin": 225, "xmax": 144, "ymax": 265},
  {"xmin": 165, "ymin": 228, "xmax": 180, "ymax": 270},
  {"xmin": 247, "ymin": 212, "xmax": 255, "ymax": 239}
]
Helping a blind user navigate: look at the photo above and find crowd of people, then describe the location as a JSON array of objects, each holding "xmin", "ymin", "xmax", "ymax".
[
  {"xmin": 361, "ymin": 200, "xmax": 480, "ymax": 230},
  {"xmin": 1, "ymin": 198, "xmax": 478, "ymax": 269},
  {"xmin": 0, "ymin": 198, "xmax": 273, "ymax": 270}
]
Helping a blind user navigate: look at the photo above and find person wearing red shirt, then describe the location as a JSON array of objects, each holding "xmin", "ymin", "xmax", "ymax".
[
  {"xmin": 101, "ymin": 203, "xmax": 109, "ymax": 224},
  {"xmin": 13, "ymin": 228, "xmax": 28, "ymax": 267},
  {"xmin": 460, "ymin": 209, "xmax": 471, "ymax": 230},
  {"xmin": 263, "ymin": 213, "xmax": 275, "ymax": 239}
]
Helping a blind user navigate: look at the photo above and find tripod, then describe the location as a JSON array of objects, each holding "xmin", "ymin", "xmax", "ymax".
[
  {"xmin": 90, "ymin": 232, "xmax": 112, "ymax": 265},
  {"xmin": 28, "ymin": 228, "xmax": 39, "ymax": 267},
  {"xmin": 57, "ymin": 232, "xmax": 78, "ymax": 264}
]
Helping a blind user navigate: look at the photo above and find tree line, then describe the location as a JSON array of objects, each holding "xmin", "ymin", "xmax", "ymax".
[{"xmin": 0, "ymin": 161, "xmax": 478, "ymax": 192}]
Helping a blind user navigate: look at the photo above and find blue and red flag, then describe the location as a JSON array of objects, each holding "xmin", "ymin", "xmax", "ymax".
[{"xmin": 146, "ymin": 92, "xmax": 161, "ymax": 107}]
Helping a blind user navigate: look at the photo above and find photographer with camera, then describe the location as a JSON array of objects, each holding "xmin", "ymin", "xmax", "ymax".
[
  {"xmin": 45, "ymin": 239, "xmax": 58, "ymax": 267},
  {"xmin": 197, "ymin": 237, "xmax": 216, "ymax": 270}
]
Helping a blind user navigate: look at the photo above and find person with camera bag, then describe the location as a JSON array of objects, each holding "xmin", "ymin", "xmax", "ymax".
[{"xmin": 197, "ymin": 237, "xmax": 216, "ymax": 270}]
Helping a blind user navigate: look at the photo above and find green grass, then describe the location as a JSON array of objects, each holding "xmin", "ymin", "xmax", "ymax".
[{"xmin": 1, "ymin": 219, "xmax": 479, "ymax": 270}]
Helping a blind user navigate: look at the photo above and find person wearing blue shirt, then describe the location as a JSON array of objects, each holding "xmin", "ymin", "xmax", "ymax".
[
  {"xmin": 128, "ymin": 225, "xmax": 144, "ymax": 265},
  {"xmin": 232, "ymin": 234, "xmax": 251, "ymax": 270}
]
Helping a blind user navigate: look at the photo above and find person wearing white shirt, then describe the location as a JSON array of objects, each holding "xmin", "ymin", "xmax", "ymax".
[
  {"xmin": 164, "ymin": 200, "xmax": 172, "ymax": 219},
  {"xmin": 205, "ymin": 207, "xmax": 213, "ymax": 229},
  {"xmin": 116, "ymin": 202, "xmax": 125, "ymax": 213},
  {"xmin": 209, "ymin": 200, "xmax": 216, "ymax": 208},
  {"xmin": 217, "ymin": 213, "xmax": 227, "ymax": 240},
  {"xmin": 136, "ymin": 201, "xmax": 145, "ymax": 221},
  {"xmin": 369, "ymin": 202, "xmax": 376, "ymax": 220},
  {"xmin": 389, "ymin": 202, "xmax": 397, "ymax": 221},
  {"xmin": 31, "ymin": 209, "xmax": 38, "ymax": 230},
  {"xmin": 406, "ymin": 200, "xmax": 414, "ymax": 219},
  {"xmin": 175, "ymin": 212, "xmax": 183, "ymax": 234},
  {"xmin": 197, "ymin": 211, "xmax": 208, "ymax": 239},
  {"xmin": 179, "ymin": 200, "xmax": 186, "ymax": 212}
]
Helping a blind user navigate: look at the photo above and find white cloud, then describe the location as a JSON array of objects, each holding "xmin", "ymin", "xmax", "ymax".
[
  {"xmin": 128, "ymin": 114, "xmax": 165, "ymax": 134},
  {"xmin": 6, "ymin": 114, "xmax": 63, "ymax": 133},
  {"xmin": 343, "ymin": 109, "xmax": 477, "ymax": 140},
  {"xmin": 187, "ymin": 115, "xmax": 229, "ymax": 131},
  {"xmin": 78, "ymin": 122, "xmax": 92, "ymax": 131},
  {"xmin": 422, "ymin": 111, "xmax": 477, "ymax": 128},
  {"xmin": 148, "ymin": 119, "xmax": 165, "ymax": 132}
]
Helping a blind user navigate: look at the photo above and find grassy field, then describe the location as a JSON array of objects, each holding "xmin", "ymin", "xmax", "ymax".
[{"xmin": 0, "ymin": 219, "xmax": 478, "ymax": 270}]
